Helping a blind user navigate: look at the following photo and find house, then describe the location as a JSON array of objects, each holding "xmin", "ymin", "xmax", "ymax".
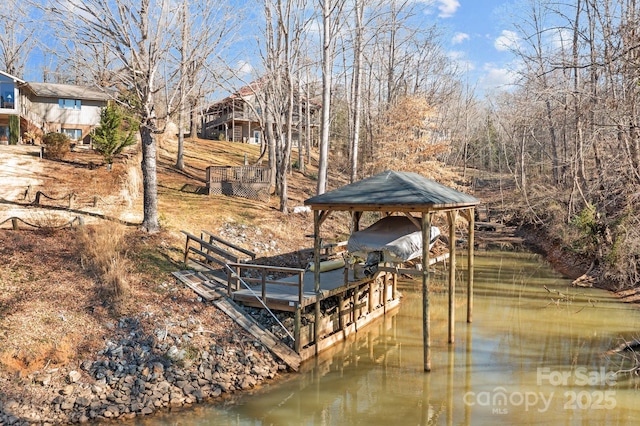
[
  {"xmin": 0, "ymin": 70, "xmax": 112, "ymax": 145},
  {"xmin": 200, "ymin": 81, "xmax": 320, "ymax": 146}
]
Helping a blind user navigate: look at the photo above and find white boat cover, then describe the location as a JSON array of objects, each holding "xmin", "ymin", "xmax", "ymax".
[{"xmin": 347, "ymin": 216, "xmax": 441, "ymax": 263}]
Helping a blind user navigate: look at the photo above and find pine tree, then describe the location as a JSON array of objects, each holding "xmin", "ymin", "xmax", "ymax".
[
  {"xmin": 8, "ymin": 115, "xmax": 19, "ymax": 145},
  {"xmin": 92, "ymin": 104, "xmax": 138, "ymax": 167}
]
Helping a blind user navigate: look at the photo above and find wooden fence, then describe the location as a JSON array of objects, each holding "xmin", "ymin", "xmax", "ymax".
[{"xmin": 205, "ymin": 166, "xmax": 271, "ymax": 201}]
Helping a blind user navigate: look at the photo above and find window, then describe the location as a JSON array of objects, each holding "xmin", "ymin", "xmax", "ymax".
[
  {"xmin": 62, "ymin": 128, "xmax": 83, "ymax": 141},
  {"xmin": 58, "ymin": 98, "xmax": 81, "ymax": 110},
  {"xmin": 0, "ymin": 83, "xmax": 15, "ymax": 109}
]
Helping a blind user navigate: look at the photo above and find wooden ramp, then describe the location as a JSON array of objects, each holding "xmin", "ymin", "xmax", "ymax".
[
  {"xmin": 172, "ymin": 270, "xmax": 227, "ymax": 301},
  {"xmin": 213, "ymin": 297, "xmax": 302, "ymax": 371},
  {"xmin": 173, "ymin": 269, "xmax": 301, "ymax": 371}
]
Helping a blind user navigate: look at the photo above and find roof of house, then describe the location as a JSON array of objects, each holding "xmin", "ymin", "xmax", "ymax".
[
  {"xmin": 0, "ymin": 70, "xmax": 25, "ymax": 84},
  {"xmin": 204, "ymin": 77, "xmax": 322, "ymax": 113},
  {"xmin": 304, "ymin": 170, "xmax": 480, "ymax": 212},
  {"xmin": 23, "ymin": 82, "xmax": 112, "ymax": 101}
]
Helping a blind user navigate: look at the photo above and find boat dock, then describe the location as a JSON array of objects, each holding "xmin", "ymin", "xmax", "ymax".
[{"xmin": 173, "ymin": 229, "xmax": 450, "ymax": 366}]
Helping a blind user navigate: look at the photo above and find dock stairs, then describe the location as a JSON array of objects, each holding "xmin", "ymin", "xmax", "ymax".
[{"xmin": 173, "ymin": 231, "xmax": 302, "ymax": 371}]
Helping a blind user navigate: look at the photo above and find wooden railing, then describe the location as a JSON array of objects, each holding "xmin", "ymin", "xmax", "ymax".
[
  {"xmin": 225, "ymin": 262, "xmax": 305, "ymax": 352},
  {"xmin": 225, "ymin": 263, "xmax": 305, "ymax": 305},
  {"xmin": 181, "ymin": 230, "xmax": 256, "ymax": 270}
]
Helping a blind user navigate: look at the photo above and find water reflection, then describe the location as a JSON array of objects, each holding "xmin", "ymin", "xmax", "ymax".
[{"xmin": 134, "ymin": 251, "xmax": 640, "ymax": 425}]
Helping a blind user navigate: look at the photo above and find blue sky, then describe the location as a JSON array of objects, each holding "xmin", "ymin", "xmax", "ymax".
[
  {"xmin": 18, "ymin": 0, "xmax": 519, "ymax": 99},
  {"xmin": 425, "ymin": 0, "xmax": 518, "ymax": 96}
]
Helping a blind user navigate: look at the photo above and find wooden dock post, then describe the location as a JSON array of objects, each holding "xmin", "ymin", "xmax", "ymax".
[
  {"xmin": 467, "ymin": 208, "xmax": 475, "ymax": 323},
  {"xmin": 261, "ymin": 269, "xmax": 267, "ymax": 303},
  {"xmin": 294, "ymin": 307, "xmax": 301, "ymax": 353},
  {"xmin": 313, "ymin": 210, "xmax": 321, "ymax": 355},
  {"xmin": 447, "ymin": 211, "xmax": 457, "ymax": 344},
  {"xmin": 421, "ymin": 212, "xmax": 433, "ymax": 372}
]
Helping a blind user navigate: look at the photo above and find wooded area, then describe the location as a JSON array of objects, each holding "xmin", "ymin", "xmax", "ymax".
[{"xmin": 1, "ymin": 0, "xmax": 638, "ymax": 288}]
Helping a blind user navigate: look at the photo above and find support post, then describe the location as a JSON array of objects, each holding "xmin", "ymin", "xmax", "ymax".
[
  {"xmin": 447, "ymin": 211, "xmax": 457, "ymax": 344},
  {"xmin": 392, "ymin": 269, "xmax": 397, "ymax": 301},
  {"xmin": 368, "ymin": 279, "xmax": 374, "ymax": 314},
  {"xmin": 313, "ymin": 210, "xmax": 321, "ymax": 354},
  {"xmin": 294, "ymin": 307, "xmax": 301, "ymax": 353},
  {"xmin": 421, "ymin": 212, "xmax": 433, "ymax": 372},
  {"xmin": 467, "ymin": 207, "xmax": 475, "ymax": 323},
  {"xmin": 183, "ymin": 237, "xmax": 190, "ymax": 264}
]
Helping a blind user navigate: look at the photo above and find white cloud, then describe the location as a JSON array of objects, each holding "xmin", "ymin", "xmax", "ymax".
[
  {"xmin": 236, "ymin": 60, "xmax": 253, "ymax": 76},
  {"xmin": 478, "ymin": 65, "xmax": 518, "ymax": 93},
  {"xmin": 452, "ymin": 32, "xmax": 469, "ymax": 45},
  {"xmin": 549, "ymin": 27, "xmax": 571, "ymax": 51},
  {"xmin": 448, "ymin": 50, "xmax": 475, "ymax": 72},
  {"xmin": 437, "ymin": 0, "xmax": 460, "ymax": 18},
  {"xmin": 494, "ymin": 30, "xmax": 519, "ymax": 52}
]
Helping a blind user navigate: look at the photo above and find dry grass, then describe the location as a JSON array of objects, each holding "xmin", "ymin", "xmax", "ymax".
[
  {"xmin": 0, "ymin": 229, "xmax": 105, "ymax": 376},
  {"xmin": 77, "ymin": 224, "xmax": 131, "ymax": 307},
  {"xmin": 0, "ymin": 135, "xmax": 473, "ymax": 387}
]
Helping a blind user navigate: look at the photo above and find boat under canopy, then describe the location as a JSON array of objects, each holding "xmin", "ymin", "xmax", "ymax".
[{"xmin": 347, "ymin": 215, "xmax": 441, "ymax": 276}]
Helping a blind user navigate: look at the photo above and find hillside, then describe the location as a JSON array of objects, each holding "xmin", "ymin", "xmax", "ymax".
[{"xmin": 0, "ymin": 137, "xmax": 479, "ymax": 423}]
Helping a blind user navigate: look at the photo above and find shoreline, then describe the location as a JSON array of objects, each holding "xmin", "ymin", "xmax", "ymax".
[{"xmin": 0, "ymin": 226, "xmax": 630, "ymax": 424}]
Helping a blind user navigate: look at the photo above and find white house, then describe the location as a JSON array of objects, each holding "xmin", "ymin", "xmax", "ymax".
[{"xmin": 0, "ymin": 70, "xmax": 112, "ymax": 145}]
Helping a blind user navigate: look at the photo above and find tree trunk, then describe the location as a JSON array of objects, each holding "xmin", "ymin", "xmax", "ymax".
[
  {"xmin": 140, "ymin": 125, "xmax": 159, "ymax": 233},
  {"xmin": 297, "ymin": 71, "xmax": 304, "ymax": 174},
  {"xmin": 350, "ymin": 0, "xmax": 364, "ymax": 183},
  {"xmin": 176, "ymin": 103, "xmax": 185, "ymax": 170},
  {"xmin": 317, "ymin": 0, "xmax": 333, "ymax": 195}
]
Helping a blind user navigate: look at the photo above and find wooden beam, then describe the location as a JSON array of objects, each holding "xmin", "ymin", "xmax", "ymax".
[
  {"xmin": 467, "ymin": 207, "xmax": 475, "ymax": 323},
  {"xmin": 447, "ymin": 210, "xmax": 458, "ymax": 344},
  {"xmin": 213, "ymin": 297, "xmax": 301, "ymax": 371},
  {"xmin": 421, "ymin": 212, "xmax": 433, "ymax": 372},
  {"xmin": 201, "ymin": 229, "xmax": 257, "ymax": 259},
  {"xmin": 317, "ymin": 209, "xmax": 331, "ymax": 228},
  {"xmin": 313, "ymin": 209, "xmax": 322, "ymax": 355},
  {"xmin": 403, "ymin": 212, "xmax": 421, "ymax": 229},
  {"xmin": 352, "ymin": 211, "xmax": 362, "ymax": 232}
]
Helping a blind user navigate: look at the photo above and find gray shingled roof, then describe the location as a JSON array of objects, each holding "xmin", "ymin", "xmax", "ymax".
[
  {"xmin": 25, "ymin": 82, "xmax": 112, "ymax": 101},
  {"xmin": 304, "ymin": 170, "xmax": 480, "ymax": 211}
]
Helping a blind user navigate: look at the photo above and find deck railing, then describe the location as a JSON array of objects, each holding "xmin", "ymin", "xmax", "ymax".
[
  {"xmin": 225, "ymin": 262, "xmax": 305, "ymax": 306},
  {"xmin": 206, "ymin": 165, "xmax": 271, "ymax": 201},
  {"xmin": 226, "ymin": 262, "xmax": 305, "ymax": 351}
]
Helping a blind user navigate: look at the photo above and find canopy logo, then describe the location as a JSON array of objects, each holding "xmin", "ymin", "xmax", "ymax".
[{"xmin": 463, "ymin": 387, "xmax": 553, "ymax": 414}]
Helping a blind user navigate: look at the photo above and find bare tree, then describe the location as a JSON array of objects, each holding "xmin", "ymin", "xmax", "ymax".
[
  {"xmin": 317, "ymin": 0, "xmax": 343, "ymax": 195},
  {"xmin": 253, "ymin": 0, "xmax": 313, "ymax": 212},
  {"xmin": 349, "ymin": 0, "xmax": 365, "ymax": 183},
  {"xmin": 50, "ymin": 0, "xmax": 182, "ymax": 232},
  {"xmin": 174, "ymin": 0, "xmax": 235, "ymax": 171},
  {"xmin": 0, "ymin": 0, "xmax": 37, "ymax": 77}
]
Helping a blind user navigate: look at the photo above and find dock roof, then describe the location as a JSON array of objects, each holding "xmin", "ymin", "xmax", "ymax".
[{"xmin": 304, "ymin": 170, "xmax": 479, "ymax": 212}]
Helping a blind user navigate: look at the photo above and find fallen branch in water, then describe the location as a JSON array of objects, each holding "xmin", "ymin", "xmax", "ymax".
[{"xmin": 603, "ymin": 339, "xmax": 640, "ymax": 356}]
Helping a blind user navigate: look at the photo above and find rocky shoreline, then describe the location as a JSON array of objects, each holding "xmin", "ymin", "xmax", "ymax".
[
  {"xmin": 0, "ymin": 218, "xmax": 600, "ymax": 425},
  {"xmin": 0, "ymin": 315, "xmax": 284, "ymax": 424}
]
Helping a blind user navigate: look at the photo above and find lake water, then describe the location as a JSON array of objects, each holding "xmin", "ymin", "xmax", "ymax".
[{"xmin": 135, "ymin": 251, "xmax": 640, "ymax": 425}]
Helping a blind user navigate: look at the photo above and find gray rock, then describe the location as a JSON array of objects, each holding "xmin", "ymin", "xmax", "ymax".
[{"xmin": 61, "ymin": 384, "xmax": 75, "ymax": 395}]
